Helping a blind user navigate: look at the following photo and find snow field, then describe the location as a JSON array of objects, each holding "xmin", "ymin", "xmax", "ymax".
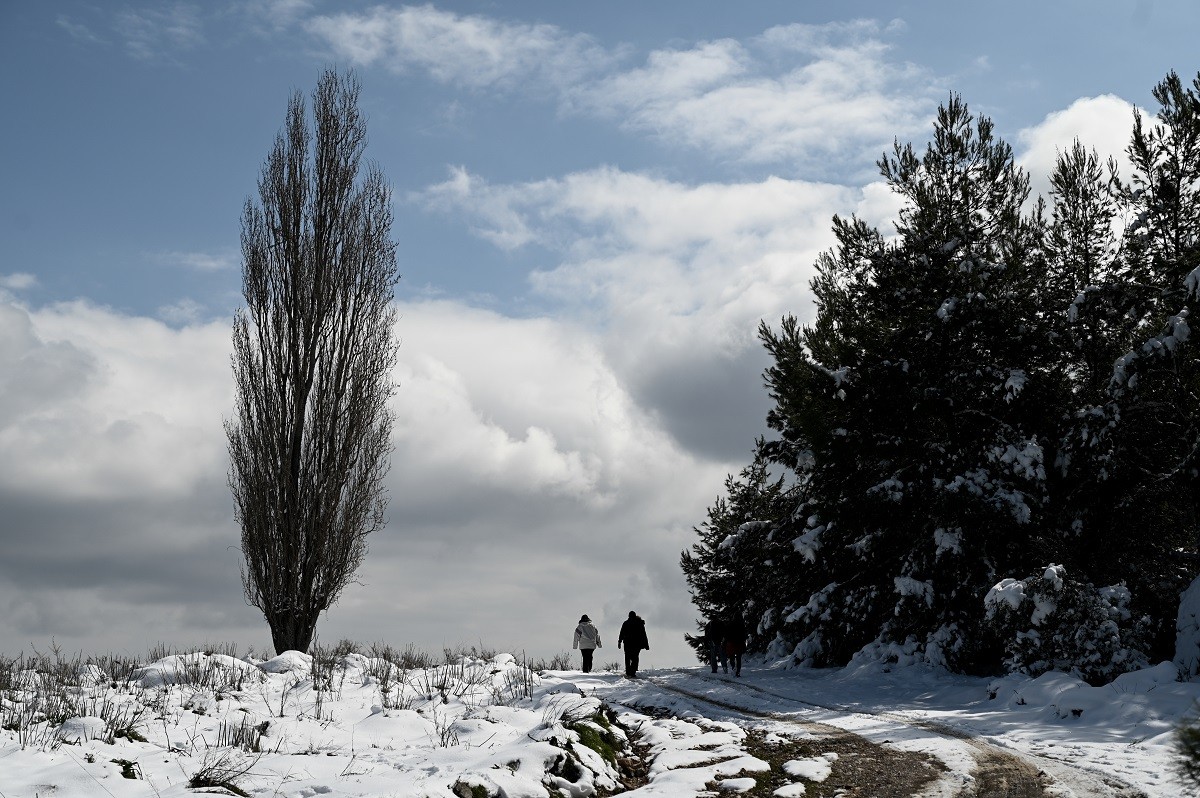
[
  {"xmin": 5, "ymin": 648, "xmax": 1200, "ymax": 796},
  {"xmin": 0, "ymin": 648, "xmax": 798, "ymax": 798},
  {"xmin": 0, "ymin": 649, "xmax": 628, "ymax": 797}
]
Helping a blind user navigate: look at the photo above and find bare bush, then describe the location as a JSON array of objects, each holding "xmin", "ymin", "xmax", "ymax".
[
  {"xmin": 189, "ymin": 749, "xmax": 260, "ymax": 796},
  {"xmin": 532, "ymin": 652, "xmax": 573, "ymax": 672},
  {"xmin": 216, "ymin": 716, "xmax": 269, "ymax": 752},
  {"xmin": 494, "ymin": 655, "xmax": 539, "ymax": 706}
]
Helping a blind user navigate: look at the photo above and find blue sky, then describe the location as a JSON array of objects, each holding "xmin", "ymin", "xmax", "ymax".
[
  {"xmin": 4, "ymin": 0, "xmax": 1191, "ymax": 319},
  {"xmin": 1, "ymin": 0, "xmax": 1197, "ymax": 664}
]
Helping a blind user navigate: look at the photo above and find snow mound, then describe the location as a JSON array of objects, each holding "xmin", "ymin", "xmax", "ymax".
[
  {"xmin": 546, "ymin": 680, "xmax": 586, "ymax": 695},
  {"xmin": 1177, "ymin": 575, "xmax": 1200, "ymax": 680},
  {"xmin": 132, "ymin": 652, "xmax": 263, "ymax": 688},
  {"xmin": 258, "ymin": 650, "xmax": 313, "ymax": 674},
  {"xmin": 56, "ymin": 716, "xmax": 107, "ymax": 743}
]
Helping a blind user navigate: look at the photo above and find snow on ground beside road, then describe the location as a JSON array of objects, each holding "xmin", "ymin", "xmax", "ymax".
[{"xmin": 1, "ymin": 647, "xmax": 1198, "ymax": 796}]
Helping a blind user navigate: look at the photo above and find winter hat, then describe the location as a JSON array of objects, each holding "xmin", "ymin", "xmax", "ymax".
[
  {"xmin": 628, "ymin": 611, "xmax": 637, "ymax": 618},
  {"xmin": 579, "ymin": 614, "xmax": 591, "ymax": 623}
]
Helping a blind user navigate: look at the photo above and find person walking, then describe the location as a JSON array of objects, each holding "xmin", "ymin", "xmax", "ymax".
[
  {"xmin": 703, "ymin": 616, "xmax": 727, "ymax": 674},
  {"xmin": 725, "ymin": 613, "xmax": 746, "ymax": 677},
  {"xmin": 573, "ymin": 614, "xmax": 602, "ymax": 673},
  {"xmin": 618, "ymin": 611, "xmax": 649, "ymax": 678}
]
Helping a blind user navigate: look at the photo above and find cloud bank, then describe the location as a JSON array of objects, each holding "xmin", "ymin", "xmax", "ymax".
[
  {"xmin": 8, "ymin": 2, "xmax": 1152, "ymax": 665},
  {"xmin": 308, "ymin": 8, "xmax": 938, "ymax": 175},
  {"xmin": 0, "ymin": 296, "xmax": 724, "ymax": 663}
]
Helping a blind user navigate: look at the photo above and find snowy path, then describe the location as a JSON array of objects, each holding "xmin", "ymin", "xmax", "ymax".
[
  {"xmin": 681, "ymin": 669, "xmax": 1147, "ymax": 797},
  {"xmin": 590, "ymin": 668, "xmax": 1150, "ymax": 798}
]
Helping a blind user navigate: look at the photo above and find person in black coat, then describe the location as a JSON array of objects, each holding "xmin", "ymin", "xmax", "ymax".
[
  {"xmin": 724, "ymin": 613, "xmax": 746, "ymax": 677},
  {"xmin": 703, "ymin": 616, "xmax": 727, "ymax": 674},
  {"xmin": 618, "ymin": 611, "xmax": 649, "ymax": 678}
]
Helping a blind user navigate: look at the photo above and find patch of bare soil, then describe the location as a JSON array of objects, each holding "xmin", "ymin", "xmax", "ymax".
[
  {"xmin": 609, "ymin": 741, "xmax": 652, "ymax": 794},
  {"xmin": 731, "ymin": 726, "xmax": 946, "ymax": 798},
  {"xmin": 962, "ymin": 745, "xmax": 1047, "ymax": 798}
]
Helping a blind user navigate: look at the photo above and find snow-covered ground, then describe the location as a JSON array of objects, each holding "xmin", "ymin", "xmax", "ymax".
[{"xmin": 0, "ymin": 648, "xmax": 1196, "ymax": 797}]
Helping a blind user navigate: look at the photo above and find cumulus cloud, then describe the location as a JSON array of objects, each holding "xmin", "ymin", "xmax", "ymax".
[
  {"xmin": 0, "ymin": 300, "xmax": 231, "ymax": 501},
  {"xmin": 577, "ymin": 20, "xmax": 937, "ymax": 172},
  {"xmin": 157, "ymin": 298, "xmax": 209, "ymax": 326},
  {"xmin": 1016, "ymin": 94, "xmax": 1140, "ymax": 203},
  {"xmin": 0, "ymin": 299, "xmax": 256, "ymax": 652},
  {"xmin": 305, "ymin": 4, "xmax": 616, "ymax": 92},
  {"xmin": 307, "ymin": 9, "xmax": 934, "ymax": 174},
  {"xmin": 0, "ymin": 296, "xmax": 725, "ymax": 664},
  {"xmin": 0, "ymin": 302, "xmax": 95, "ymax": 429},
  {"xmin": 419, "ymin": 167, "xmax": 547, "ymax": 250},
  {"xmin": 0, "ymin": 273, "xmax": 38, "ymax": 291},
  {"xmin": 417, "ymin": 165, "xmax": 898, "ymax": 457}
]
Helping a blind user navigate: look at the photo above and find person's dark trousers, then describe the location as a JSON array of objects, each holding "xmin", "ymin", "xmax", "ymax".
[
  {"xmin": 624, "ymin": 648, "xmax": 642, "ymax": 677},
  {"xmin": 581, "ymin": 649, "xmax": 594, "ymax": 673},
  {"xmin": 707, "ymin": 640, "xmax": 723, "ymax": 673}
]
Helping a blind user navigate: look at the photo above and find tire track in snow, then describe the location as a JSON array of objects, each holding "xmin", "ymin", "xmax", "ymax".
[
  {"xmin": 614, "ymin": 675, "xmax": 948, "ymax": 797},
  {"xmin": 644, "ymin": 670, "xmax": 1146, "ymax": 798}
]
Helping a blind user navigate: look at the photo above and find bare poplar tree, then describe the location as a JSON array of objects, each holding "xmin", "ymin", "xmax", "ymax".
[{"xmin": 226, "ymin": 69, "xmax": 399, "ymax": 654}]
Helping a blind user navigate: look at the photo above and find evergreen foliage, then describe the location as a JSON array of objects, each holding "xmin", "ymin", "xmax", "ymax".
[
  {"xmin": 1177, "ymin": 708, "xmax": 1200, "ymax": 789},
  {"xmin": 758, "ymin": 96, "xmax": 1065, "ymax": 672},
  {"xmin": 683, "ymin": 71, "xmax": 1200, "ymax": 678},
  {"xmin": 1058, "ymin": 71, "xmax": 1200, "ymax": 661},
  {"xmin": 680, "ymin": 452, "xmax": 799, "ymax": 658},
  {"xmin": 983, "ymin": 564, "xmax": 1149, "ymax": 684}
]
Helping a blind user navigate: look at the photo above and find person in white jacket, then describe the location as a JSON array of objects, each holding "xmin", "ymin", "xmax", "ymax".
[{"xmin": 573, "ymin": 614, "xmax": 602, "ymax": 673}]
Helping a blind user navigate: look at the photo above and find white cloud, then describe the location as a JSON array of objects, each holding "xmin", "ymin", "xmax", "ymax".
[
  {"xmin": 419, "ymin": 165, "xmax": 869, "ymax": 328},
  {"xmin": 1016, "ymin": 95, "xmax": 1139, "ymax": 203},
  {"xmin": 157, "ymin": 298, "xmax": 208, "ymax": 325},
  {"xmin": 0, "ymin": 295, "xmax": 725, "ymax": 664},
  {"xmin": 114, "ymin": 3, "xmax": 206, "ymax": 61},
  {"xmin": 0, "ymin": 273, "xmax": 37, "ymax": 291},
  {"xmin": 417, "ymin": 164, "xmax": 899, "ymax": 457},
  {"xmin": 56, "ymin": 14, "xmax": 107, "ymax": 45},
  {"xmin": 391, "ymin": 301, "xmax": 693, "ymax": 503},
  {"xmin": 154, "ymin": 249, "xmax": 237, "ymax": 272},
  {"xmin": 0, "ymin": 300, "xmax": 231, "ymax": 501},
  {"xmin": 306, "ymin": 10, "xmax": 932, "ymax": 173},
  {"xmin": 0, "ymin": 302, "xmax": 95, "ymax": 429},
  {"xmin": 419, "ymin": 167, "xmax": 546, "ymax": 250},
  {"xmin": 578, "ymin": 20, "xmax": 937, "ymax": 171},
  {"xmin": 305, "ymin": 5, "xmax": 615, "ymax": 92}
]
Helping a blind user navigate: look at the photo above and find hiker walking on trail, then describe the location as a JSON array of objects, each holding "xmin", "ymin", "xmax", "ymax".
[
  {"xmin": 725, "ymin": 613, "xmax": 746, "ymax": 677},
  {"xmin": 703, "ymin": 616, "xmax": 727, "ymax": 674},
  {"xmin": 573, "ymin": 614, "xmax": 602, "ymax": 673},
  {"xmin": 618, "ymin": 611, "xmax": 649, "ymax": 678}
]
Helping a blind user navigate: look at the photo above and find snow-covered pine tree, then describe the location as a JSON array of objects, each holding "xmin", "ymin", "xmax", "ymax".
[
  {"xmin": 1042, "ymin": 139, "xmax": 1132, "ymax": 599},
  {"xmin": 1045, "ymin": 140, "xmax": 1125, "ymax": 397},
  {"xmin": 1059, "ymin": 71, "xmax": 1200, "ymax": 661},
  {"xmin": 681, "ymin": 452, "xmax": 798, "ymax": 661},
  {"xmin": 759, "ymin": 96, "xmax": 1068, "ymax": 672}
]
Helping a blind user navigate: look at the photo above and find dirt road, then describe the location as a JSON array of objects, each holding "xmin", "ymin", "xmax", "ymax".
[{"xmin": 634, "ymin": 671, "xmax": 1147, "ymax": 798}]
